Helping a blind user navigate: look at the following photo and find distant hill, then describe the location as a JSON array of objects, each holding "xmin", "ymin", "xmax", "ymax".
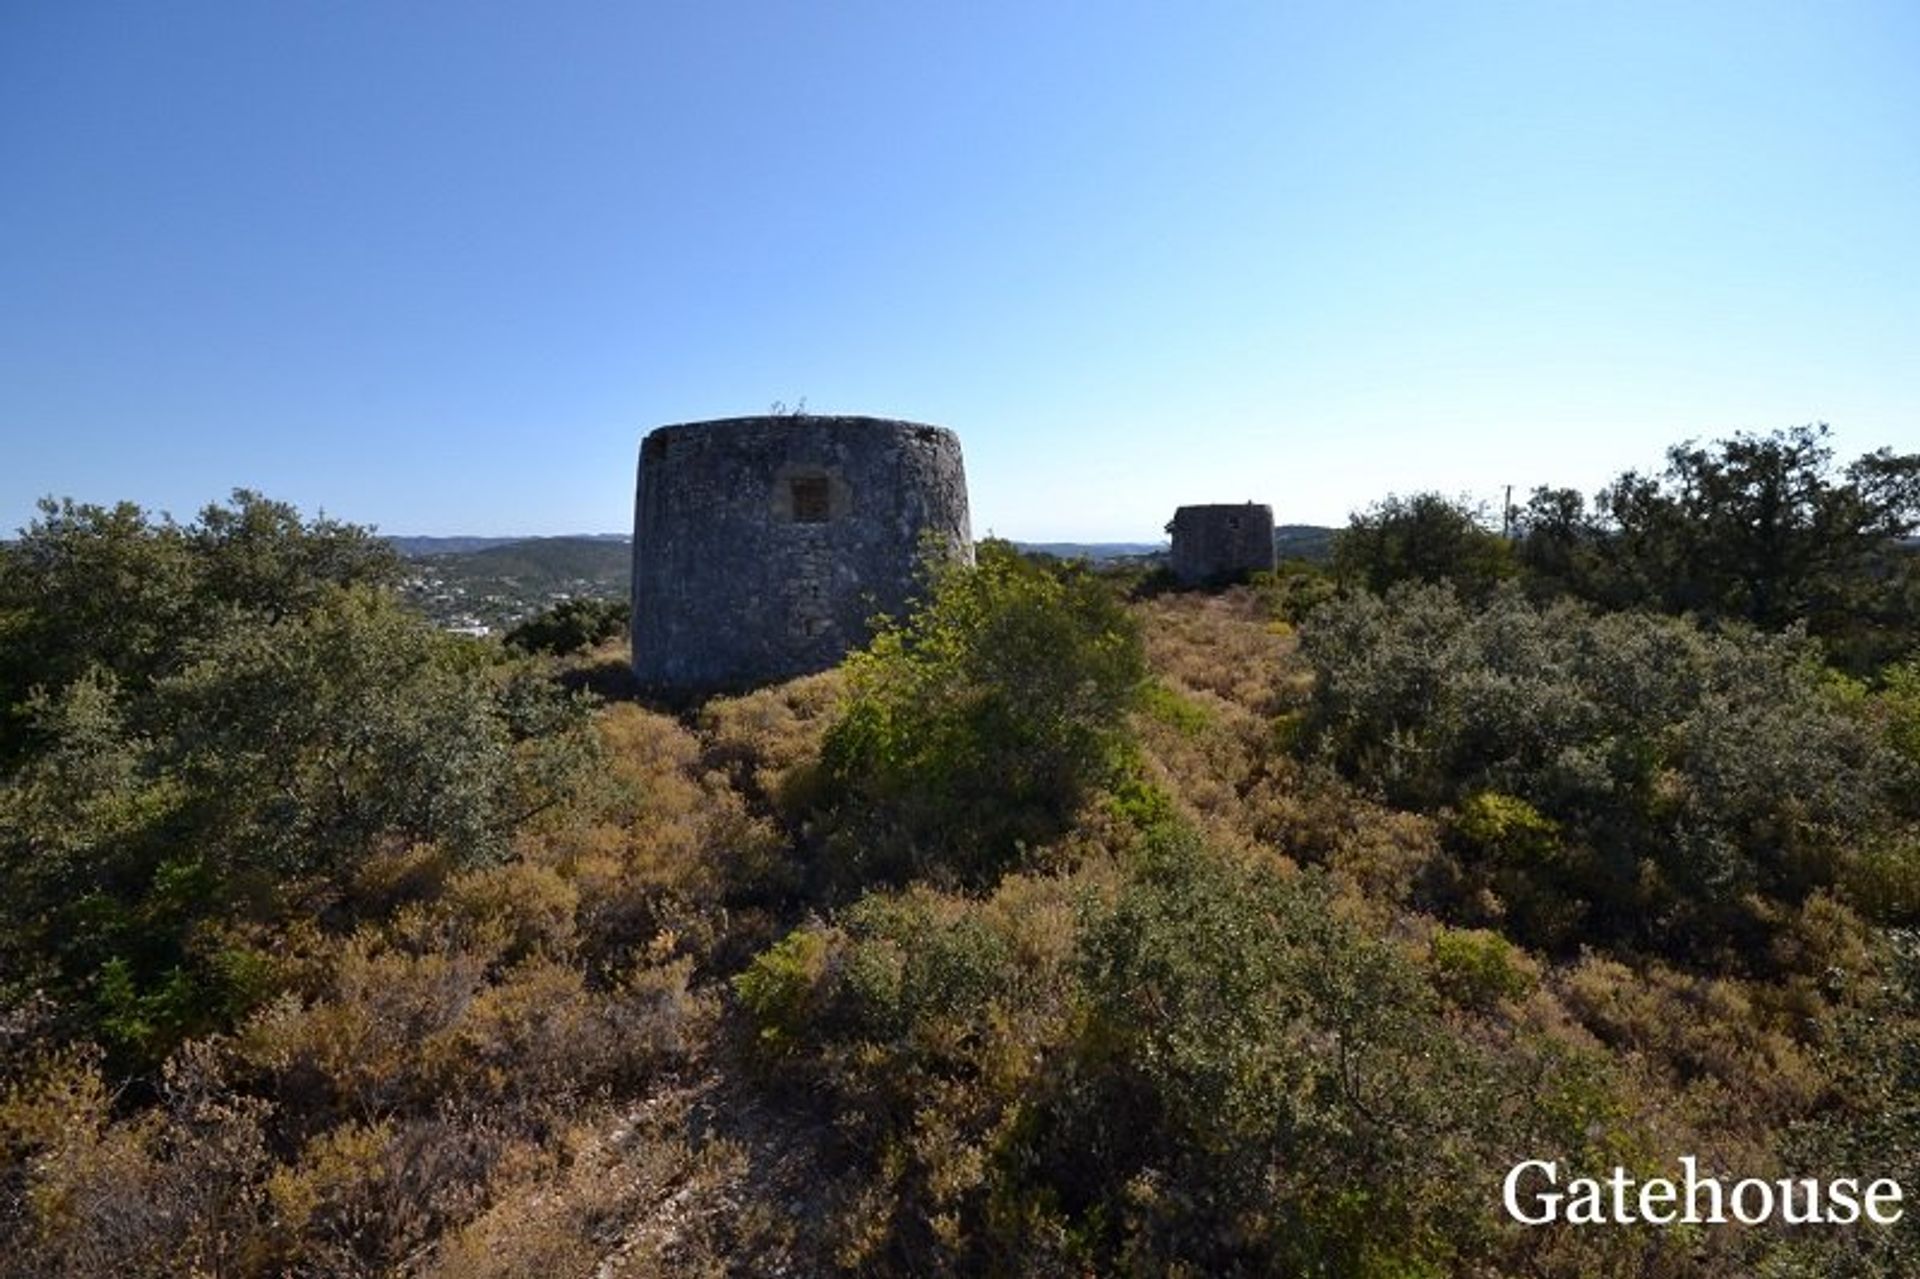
[
  {"xmin": 1018, "ymin": 527, "xmax": 1340, "ymax": 568},
  {"xmin": 450, "ymin": 537, "xmax": 631, "ymax": 582},
  {"xmin": 392, "ymin": 527, "xmax": 1339, "ymax": 633},
  {"xmin": 1016, "ymin": 542, "xmax": 1164, "ymax": 561},
  {"xmin": 1274, "ymin": 524, "xmax": 1337, "ymax": 564},
  {"xmin": 387, "ymin": 533, "xmax": 627, "ymax": 558},
  {"xmin": 399, "ymin": 536, "xmax": 630, "ymax": 632}
]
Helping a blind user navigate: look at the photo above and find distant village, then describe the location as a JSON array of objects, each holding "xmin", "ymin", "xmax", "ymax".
[
  {"xmin": 395, "ymin": 528, "xmax": 1335, "ymax": 636},
  {"xmin": 395, "ymin": 535, "xmax": 631, "ymax": 634},
  {"xmin": 393, "ymin": 534, "xmax": 1161, "ymax": 636}
]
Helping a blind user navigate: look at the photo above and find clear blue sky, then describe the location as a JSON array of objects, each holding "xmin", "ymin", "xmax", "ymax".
[{"xmin": 4, "ymin": 2, "xmax": 1916, "ymax": 540}]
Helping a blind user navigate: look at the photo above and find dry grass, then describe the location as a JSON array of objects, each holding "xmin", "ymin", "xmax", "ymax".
[
  {"xmin": 1133, "ymin": 586, "xmax": 1308, "ymax": 716},
  {"xmin": 696, "ymin": 671, "xmax": 844, "ymax": 823},
  {"xmin": 423, "ymin": 1071, "xmax": 835, "ymax": 1279},
  {"xmin": 1129, "ymin": 588, "xmax": 1447, "ymax": 912}
]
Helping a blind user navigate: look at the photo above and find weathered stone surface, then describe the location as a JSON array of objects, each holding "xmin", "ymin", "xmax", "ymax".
[
  {"xmin": 1166, "ymin": 502, "xmax": 1275, "ymax": 585},
  {"xmin": 631, "ymin": 415, "xmax": 972, "ymax": 691}
]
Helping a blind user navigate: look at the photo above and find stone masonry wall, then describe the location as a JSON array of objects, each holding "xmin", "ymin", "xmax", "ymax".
[
  {"xmin": 1167, "ymin": 502, "xmax": 1276, "ymax": 585},
  {"xmin": 631, "ymin": 415, "xmax": 972, "ymax": 691}
]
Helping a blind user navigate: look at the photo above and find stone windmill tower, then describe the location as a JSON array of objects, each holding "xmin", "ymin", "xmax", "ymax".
[
  {"xmin": 631, "ymin": 414, "xmax": 972, "ymax": 691},
  {"xmin": 1166, "ymin": 502, "xmax": 1276, "ymax": 585}
]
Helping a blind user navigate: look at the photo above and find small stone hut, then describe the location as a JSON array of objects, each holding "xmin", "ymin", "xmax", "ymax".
[
  {"xmin": 1166, "ymin": 502, "xmax": 1276, "ymax": 585},
  {"xmin": 631, "ymin": 414, "xmax": 972, "ymax": 691}
]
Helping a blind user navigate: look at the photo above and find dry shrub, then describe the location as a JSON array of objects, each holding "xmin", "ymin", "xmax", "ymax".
[
  {"xmin": 238, "ymin": 934, "xmax": 708, "ymax": 1127},
  {"xmin": 1132, "ymin": 679, "xmax": 1269, "ymax": 854},
  {"xmin": 1840, "ymin": 835, "xmax": 1920, "ymax": 924},
  {"xmin": 1325, "ymin": 804, "xmax": 1446, "ymax": 909},
  {"xmin": 262, "ymin": 1113, "xmax": 520, "ymax": 1277},
  {"xmin": 445, "ymin": 959, "xmax": 626, "ymax": 1100},
  {"xmin": 554, "ymin": 635, "xmax": 641, "ymax": 702},
  {"xmin": 1556, "ymin": 954, "xmax": 1822, "ymax": 1125},
  {"xmin": 420, "ymin": 1127, "xmax": 619, "ymax": 1278},
  {"xmin": 1764, "ymin": 890, "xmax": 1875, "ymax": 1012},
  {"xmin": 1128, "ymin": 589, "xmax": 1448, "ymax": 907},
  {"xmin": 222, "ymin": 937, "xmax": 710, "ymax": 1273},
  {"xmin": 345, "ymin": 839, "xmax": 458, "ymax": 921},
  {"xmin": 427, "ymin": 1083, "xmax": 823, "ymax": 1279},
  {"xmin": 0, "ymin": 1043, "xmax": 269, "ymax": 1279},
  {"xmin": 441, "ymin": 860, "xmax": 581, "ymax": 962},
  {"xmin": 1225, "ymin": 758, "xmax": 1448, "ymax": 920},
  {"xmin": 529, "ymin": 702, "xmax": 791, "ymax": 967},
  {"xmin": 731, "ymin": 866, "xmax": 1125, "ymax": 1272},
  {"xmin": 1130, "ymin": 605, "xmax": 1302, "ymax": 860},
  {"xmin": 1132, "ymin": 587, "xmax": 1308, "ymax": 717},
  {"xmin": 575, "ymin": 702, "xmax": 715, "ymax": 875},
  {"xmin": 238, "ymin": 937, "xmax": 492, "ymax": 1122},
  {"xmin": 697, "ymin": 670, "xmax": 844, "ymax": 817},
  {"xmin": 3, "ymin": 697, "xmax": 734, "ymax": 1279}
]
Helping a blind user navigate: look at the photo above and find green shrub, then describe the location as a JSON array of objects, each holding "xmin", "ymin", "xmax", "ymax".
[
  {"xmin": 816, "ymin": 540, "xmax": 1146, "ymax": 889},
  {"xmin": 1882, "ymin": 655, "xmax": 1920, "ymax": 766},
  {"xmin": 1301, "ymin": 583, "xmax": 1910, "ymax": 962},
  {"xmin": 503, "ymin": 597, "xmax": 628, "ymax": 656},
  {"xmin": 1054, "ymin": 837, "xmax": 1484, "ymax": 1273},
  {"xmin": 1447, "ymin": 792, "xmax": 1585, "ymax": 944},
  {"xmin": 1331, "ymin": 492, "xmax": 1514, "ymax": 599},
  {"xmin": 1428, "ymin": 926, "xmax": 1539, "ymax": 1010},
  {"xmin": 1774, "ymin": 937, "xmax": 1920, "ymax": 1278},
  {"xmin": 1453, "ymin": 792, "xmax": 1559, "ymax": 861},
  {"xmin": 732, "ymin": 928, "xmax": 834, "ymax": 1056},
  {"xmin": 1137, "ymin": 679, "xmax": 1212, "ymax": 736},
  {"xmin": 0, "ymin": 501, "xmax": 599, "ymax": 1070},
  {"xmin": 1251, "ymin": 560, "xmax": 1337, "ymax": 623}
]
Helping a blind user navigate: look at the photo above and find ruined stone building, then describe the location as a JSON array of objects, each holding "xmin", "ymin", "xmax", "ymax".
[
  {"xmin": 631, "ymin": 415, "xmax": 972, "ymax": 690},
  {"xmin": 1166, "ymin": 502, "xmax": 1276, "ymax": 585}
]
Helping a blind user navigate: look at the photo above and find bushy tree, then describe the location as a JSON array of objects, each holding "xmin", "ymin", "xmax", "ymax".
[
  {"xmin": 1332, "ymin": 491, "xmax": 1514, "ymax": 598},
  {"xmin": 503, "ymin": 597, "xmax": 628, "ymax": 657},
  {"xmin": 1515, "ymin": 426, "xmax": 1920, "ymax": 667},
  {"xmin": 185, "ymin": 489, "xmax": 401, "ymax": 623},
  {"xmin": 1512, "ymin": 485, "xmax": 1606, "ymax": 601},
  {"xmin": 0, "ymin": 496, "xmax": 595, "ymax": 1067},
  {"xmin": 1618, "ymin": 425, "xmax": 1919, "ymax": 628},
  {"xmin": 0, "ymin": 491, "xmax": 400, "ymax": 763}
]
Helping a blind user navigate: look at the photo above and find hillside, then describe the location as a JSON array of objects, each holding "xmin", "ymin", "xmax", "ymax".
[
  {"xmin": 400, "ymin": 535, "xmax": 631, "ymax": 631},
  {"xmin": 3, "ymin": 471, "xmax": 1918, "ymax": 1277},
  {"xmin": 368, "ymin": 578, "xmax": 1920, "ymax": 1276},
  {"xmin": 387, "ymin": 533, "xmax": 630, "ymax": 557},
  {"xmin": 1274, "ymin": 522, "xmax": 1336, "ymax": 562}
]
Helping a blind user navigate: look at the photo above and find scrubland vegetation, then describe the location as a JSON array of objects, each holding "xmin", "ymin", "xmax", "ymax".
[{"xmin": 3, "ymin": 425, "xmax": 1919, "ymax": 1276}]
